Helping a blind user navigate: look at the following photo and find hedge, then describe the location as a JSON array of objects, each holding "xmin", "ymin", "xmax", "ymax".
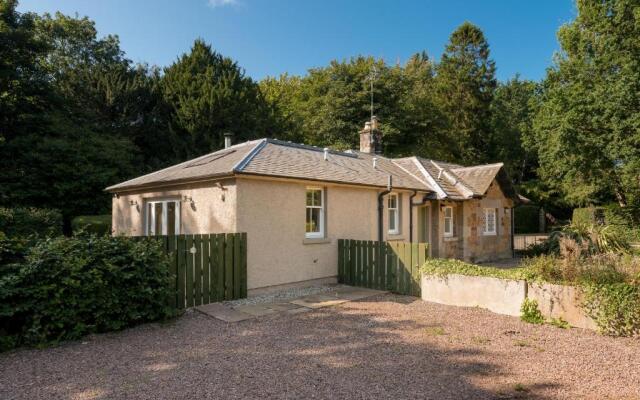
[
  {"xmin": 0, "ymin": 234, "xmax": 176, "ymax": 351},
  {"xmin": 515, "ymin": 205, "xmax": 542, "ymax": 233},
  {"xmin": 0, "ymin": 207, "xmax": 63, "ymax": 237},
  {"xmin": 71, "ymin": 215, "xmax": 112, "ymax": 236}
]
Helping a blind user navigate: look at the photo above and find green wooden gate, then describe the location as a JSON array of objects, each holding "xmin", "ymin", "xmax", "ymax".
[
  {"xmin": 337, "ymin": 239, "xmax": 427, "ymax": 296},
  {"xmin": 158, "ymin": 233, "xmax": 247, "ymax": 309}
]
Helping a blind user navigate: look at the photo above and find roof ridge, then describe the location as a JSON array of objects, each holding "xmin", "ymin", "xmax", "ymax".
[
  {"xmin": 431, "ymin": 161, "xmax": 476, "ymax": 198},
  {"xmin": 452, "ymin": 162, "xmax": 504, "ymax": 171},
  {"xmin": 413, "ymin": 158, "xmax": 448, "ymax": 199},
  {"xmin": 233, "ymin": 139, "xmax": 268, "ymax": 172},
  {"xmin": 266, "ymin": 138, "xmax": 358, "ymax": 158},
  {"xmin": 391, "ymin": 158, "xmax": 432, "ymax": 189}
]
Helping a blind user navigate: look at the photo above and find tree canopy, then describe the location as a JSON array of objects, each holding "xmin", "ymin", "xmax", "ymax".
[
  {"xmin": 1, "ymin": 0, "xmax": 639, "ymax": 224},
  {"xmin": 533, "ymin": 0, "xmax": 640, "ymax": 210}
]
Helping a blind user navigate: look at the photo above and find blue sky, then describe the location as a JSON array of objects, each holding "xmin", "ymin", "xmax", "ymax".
[{"xmin": 18, "ymin": 0, "xmax": 576, "ymax": 82}]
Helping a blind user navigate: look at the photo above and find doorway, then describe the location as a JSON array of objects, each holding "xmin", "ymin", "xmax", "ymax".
[{"xmin": 417, "ymin": 205, "xmax": 430, "ymax": 246}]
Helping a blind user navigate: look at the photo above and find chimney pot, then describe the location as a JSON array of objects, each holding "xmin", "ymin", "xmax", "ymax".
[
  {"xmin": 323, "ymin": 147, "xmax": 329, "ymax": 161},
  {"xmin": 224, "ymin": 132, "xmax": 233, "ymax": 149}
]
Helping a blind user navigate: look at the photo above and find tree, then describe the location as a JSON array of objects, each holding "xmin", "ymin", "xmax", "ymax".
[
  {"xmin": 0, "ymin": 9, "xmax": 168, "ymax": 228},
  {"xmin": 0, "ymin": 0, "xmax": 50, "ymax": 144},
  {"xmin": 396, "ymin": 52, "xmax": 450, "ymax": 159},
  {"xmin": 533, "ymin": 0, "xmax": 640, "ymax": 209},
  {"xmin": 162, "ymin": 39, "xmax": 270, "ymax": 156},
  {"xmin": 435, "ymin": 22, "xmax": 497, "ymax": 164},
  {"xmin": 490, "ymin": 76, "xmax": 539, "ymax": 184}
]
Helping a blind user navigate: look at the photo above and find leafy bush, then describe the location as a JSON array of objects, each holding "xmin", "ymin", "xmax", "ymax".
[
  {"xmin": 421, "ymin": 258, "xmax": 528, "ymax": 280},
  {"xmin": 0, "ymin": 207, "xmax": 63, "ymax": 237},
  {"xmin": 71, "ymin": 215, "xmax": 112, "ymax": 236},
  {"xmin": 572, "ymin": 207, "xmax": 602, "ymax": 226},
  {"xmin": 582, "ymin": 283, "xmax": 640, "ymax": 337},
  {"xmin": 520, "ymin": 298, "xmax": 544, "ymax": 324},
  {"xmin": 523, "ymin": 222, "xmax": 630, "ymax": 257},
  {"xmin": 0, "ymin": 234, "xmax": 176, "ymax": 350},
  {"xmin": 515, "ymin": 205, "xmax": 542, "ymax": 234}
]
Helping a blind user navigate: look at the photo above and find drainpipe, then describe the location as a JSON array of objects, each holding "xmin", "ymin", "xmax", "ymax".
[
  {"xmin": 409, "ymin": 191, "xmax": 431, "ymax": 242},
  {"xmin": 377, "ymin": 175, "xmax": 392, "ymax": 243}
]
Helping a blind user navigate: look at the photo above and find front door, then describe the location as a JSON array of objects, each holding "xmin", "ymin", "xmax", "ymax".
[{"xmin": 417, "ymin": 205, "xmax": 430, "ymax": 248}]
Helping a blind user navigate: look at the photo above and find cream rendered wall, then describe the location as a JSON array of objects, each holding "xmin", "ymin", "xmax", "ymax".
[
  {"xmin": 111, "ymin": 179, "xmax": 237, "ymax": 236},
  {"xmin": 235, "ymin": 176, "xmax": 415, "ymax": 290}
]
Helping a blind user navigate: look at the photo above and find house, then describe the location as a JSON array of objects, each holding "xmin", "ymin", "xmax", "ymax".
[{"xmin": 107, "ymin": 117, "xmax": 520, "ymax": 294}]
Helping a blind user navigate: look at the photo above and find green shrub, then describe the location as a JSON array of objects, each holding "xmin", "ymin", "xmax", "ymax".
[
  {"xmin": 0, "ymin": 234, "xmax": 176, "ymax": 350},
  {"xmin": 520, "ymin": 298, "xmax": 544, "ymax": 324},
  {"xmin": 71, "ymin": 215, "xmax": 112, "ymax": 236},
  {"xmin": 515, "ymin": 205, "xmax": 542, "ymax": 234},
  {"xmin": 421, "ymin": 258, "xmax": 528, "ymax": 281},
  {"xmin": 0, "ymin": 207, "xmax": 63, "ymax": 237},
  {"xmin": 572, "ymin": 207, "xmax": 602, "ymax": 226},
  {"xmin": 582, "ymin": 283, "xmax": 640, "ymax": 337}
]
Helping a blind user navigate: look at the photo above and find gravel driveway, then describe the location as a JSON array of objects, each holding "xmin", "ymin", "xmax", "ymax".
[{"xmin": 1, "ymin": 293, "xmax": 638, "ymax": 399}]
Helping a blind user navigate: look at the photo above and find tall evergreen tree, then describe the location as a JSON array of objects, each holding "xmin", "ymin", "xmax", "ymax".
[
  {"xmin": 0, "ymin": 0, "xmax": 49, "ymax": 144},
  {"xmin": 533, "ymin": 0, "xmax": 640, "ymax": 209},
  {"xmin": 435, "ymin": 22, "xmax": 497, "ymax": 164},
  {"xmin": 490, "ymin": 77, "xmax": 539, "ymax": 184},
  {"xmin": 162, "ymin": 39, "xmax": 270, "ymax": 156}
]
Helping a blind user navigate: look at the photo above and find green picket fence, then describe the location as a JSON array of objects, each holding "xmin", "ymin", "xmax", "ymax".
[
  {"xmin": 337, "ymin": 239, "xmax": 428, "ymax": 296},
  {"xmin": 157, "ymin": 233, "xmax": 247, "ymax": 309}
]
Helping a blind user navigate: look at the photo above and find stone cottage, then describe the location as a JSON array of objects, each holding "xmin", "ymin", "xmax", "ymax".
[{"xmin": 107, "ymin": 118, "xmax": 519, "ymax": 294}]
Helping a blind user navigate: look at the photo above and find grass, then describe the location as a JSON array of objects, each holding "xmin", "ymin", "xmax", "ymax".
[
  {"xmin": 471, "ymin": 336, "xmax": 491, "ymax": 345},
  {"xmin": 424, "ymin": 326, "xmax": 446, "ymax": 336},
  {"xmin": 548, "ymin": 317, "xmax": 569, "ymax": 329}
]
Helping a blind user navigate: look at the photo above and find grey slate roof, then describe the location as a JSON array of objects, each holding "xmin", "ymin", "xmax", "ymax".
[{"xmin": 106, "ymin": 138, "xmax": 518, "ymax": 202}]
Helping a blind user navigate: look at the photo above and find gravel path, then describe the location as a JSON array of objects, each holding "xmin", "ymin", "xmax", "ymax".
[{"xmin": 1, "ymin": 293, "xmax": 638, "ymax": 400}]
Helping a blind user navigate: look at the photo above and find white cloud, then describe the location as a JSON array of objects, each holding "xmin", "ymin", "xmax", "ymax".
[{"xmin": 207, "ymin": 0, "xmax": 239, "ymax": 8}]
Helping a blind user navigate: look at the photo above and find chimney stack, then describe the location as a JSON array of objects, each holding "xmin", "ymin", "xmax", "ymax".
[
  {"xmin": 224, "ymin": 132, "xmax": 233, "ymax": 149},
  {"xmin": 359, "ymin": 116, "xmax": 382, "ymax": 154}
]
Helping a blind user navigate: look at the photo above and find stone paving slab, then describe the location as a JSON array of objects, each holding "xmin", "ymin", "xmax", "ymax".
[
  {"xmin": 195, "ymin": 303, "xmax": 254, "ymax": 322},
  {"xmin": 265, "ymin": 302, "xmax": 302, "ymax": 312},
  {"xmin": 290, "ymin": 294, "xmax": 350, "ymax": 309},
  {"xmin": 197, "ymin": 285, "xmax": 387, "ymax": 322},
  {"xmin": 331, "ymin": 287, "xmax": 387, "ymax": 301},
  {"xmin": 233, "ymin": 304, "xmax": 277, "ymax": 317}
]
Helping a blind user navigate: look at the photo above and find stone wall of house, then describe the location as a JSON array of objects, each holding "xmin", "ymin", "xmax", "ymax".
[
  {"xmin": 462, "ymin": 182, "xmax": 514, "ymax": 262},
  {"xmin": 430, "ymin": 181, "xmax": 514, "ymax": 262}
]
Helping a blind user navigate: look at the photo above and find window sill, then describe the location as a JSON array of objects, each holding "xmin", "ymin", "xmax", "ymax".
[
  {"xmin": 303, "ymin": 238, "xmax": 331, "ymax": 245},
  {"xmin": 482, "ymin": 232, "xmax": 497, "ymax": 237},
  {"xmin": 387, "ymin": 234, "xmax": 405, "ymax": 241},
  {"xmin": 443, "ymin": 236, "xmax": 459, "ymax": 242}
]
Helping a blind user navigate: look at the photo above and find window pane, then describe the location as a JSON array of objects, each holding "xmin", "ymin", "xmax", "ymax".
[
  {"xmin": 167, "ymin": 202, "xmax": 176, "ymax": 236},
  {"xmin": 445, "ymin": 207, "xmax": 452, "ymax": 218},
  {"xmin": 147, "ymin": 203, "xmax": 153, "ymax": 234},
  {"xmin": 154, "ymin": 203, "xmax": 163, "ymax": 236},
  {"xmin": 306, "ymin": 207, "xmax": 321, "ymax": 233},
  {"xmin": 314, "ymin": 189, "xmax": 321, "ymax": 206},
  {"xmin": 388, "ymin": 195, "xmax": 396, "ymax": 209},
  {"xmin": 389, "ymin": 210, "xmax": 396, "ymax": 231},
  {"xmin": 445, "ymin": 218, "xmax": 451, "ymax": 234},
  {"xmin": 306, "ymin": 190, "xmax": 313, "ymax": 206}
]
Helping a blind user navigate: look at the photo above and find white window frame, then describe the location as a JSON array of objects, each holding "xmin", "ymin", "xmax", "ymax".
[
  {"xmin": 305, "ymin": 187, "xmax": 325, "ymax": 239},
  {"xmin": 146, "ymin": 199, "xmax": 181, "ymax": 236},
  {"xmin": 484, "ymin": 208, "xmax": 497, "ymax": 236},
  {"xmin": 387, "ymin": 193, "xmax": 400, "ymax": 235},
  {"xmin": 443, "ymin": 206, "xmax": 454, "ymax": 237}
]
